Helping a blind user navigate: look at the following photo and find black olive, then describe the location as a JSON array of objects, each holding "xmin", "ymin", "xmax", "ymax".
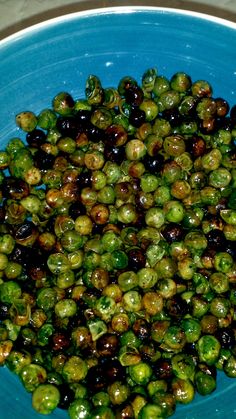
[
  {"xmin": 10, "ymin": 244, "xmax": 32, "ymax": 266},
  {"xmin": 129, "ymin": 108, "xmax": 146, "ymax": 128},
  {"xmin": 76, "ymin": 171, "xmax": 92, "ymax": 189},
  {"xmin": 103, "ymin": 144, "xmax": 126, "ymax": 164},
  {"xmin": 26, "ymin": 129, "xmax": 47, "ymax": 148},
  {"xmin": 142, "ymin": 153, "xmax": 164, "ymax": 172},
  {"xmin": 216, "ymin": 116, "xmax": 232, "ymax": 131},
  {"xmin": 127, "ymin": 248, "xmax": 146, "ymax": 272},
  {"xmin": 91, "ymin": 223, "xmax": 104, "ymax": 235},
  {"xmin": 162, "ymin": 108, "xmax": 183, "ymax": 127},
  {"xmin": 68, "ymin": 201, "xmax": 87, "ymax": 219},
  {"xmin": 75, "ymin": 109, "xmax": 92, "ymax": 126},
  {"xmin": 56, "ymin": 116, "xmax": 81, "ymax": 138},
  {"xmin": 86, "ymin": 123, "xmax": 103, "ymax": 143},
  {"xmin": 215, "ymin": 327, "xmax": 235, "ymax": 349},
  {"xmin": 58, "ymin": 384, "xmax": 75, "ymax": 410},
  {"xmin": 162, "ymin": 223, "xmax": 184, "ymax": 243},
  {"xmin": 34, "ymin": 149, "xmax": 55, "ymax": 170},
  {"xmin": 15, "ymin": 221, "xmax": 36, "ymax": 241},
  {"xmin": 206, "ymin": 229, "xmax": 226, "ymax": 251}
]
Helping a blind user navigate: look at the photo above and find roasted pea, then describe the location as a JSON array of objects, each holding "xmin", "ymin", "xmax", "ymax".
[
  {"xmin": 32, "ymin": 384, "xmax": 60, "ymax": 415},
  {"xmin": 3, "ymin": 68, "xmax": 236, "ymax": 418}
]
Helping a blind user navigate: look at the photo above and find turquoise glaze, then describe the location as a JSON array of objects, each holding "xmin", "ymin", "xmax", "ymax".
[{"xmin": 0, "ymin": 6, "xmax": 236, "ymax": 418}]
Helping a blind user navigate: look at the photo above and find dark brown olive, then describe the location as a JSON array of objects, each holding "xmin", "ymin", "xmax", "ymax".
[
  {"xmin": 125, "ymin": 85, "xmax": 144, "ymax": 107},
  {"xmin": 86, "ymin": 365, "xmax": 107, "ymax": 391},
  {"xmin": 129, "ymin": 108, "xmax": 146, "ymax": 127},
  {"xmin": 154, "ymin": 358, "xmax": 173, "ymax": 380},
  {"xmin": 96, "ymin": 333, "xmax": 119, "ymax": 357},
  {"xmin": 199, "ymin": 118, "xmax": 217, "ymax": 134},
  {"xmin": 215, "ymin": 97, "xmax": 230, "ymax": 118},
  {"xmin": 133, "ymin": 319, "xmax": 150, "ymax": 340},
  {"xmin": 127, "ymin": 248, "xmax": 146, "ymax": 271},
  {"xmin": 52, "ymin": 332, "xmax": 71, "ymax": 351},
  {"xmin": 1, "ymin": 177, "xmax": 30, "ymax": 200},
  {"xmin": 165, "ymin": 295, "xmax": 189, "ymax": 318},
  {"xmin": 162, "ymin": 223, "xmax": 184, "ymax": 243},
  {"xmin": 103, "ymin": 359, "xmax": 126, "ymax": 383},
  {"xmin": 105, "ymin": 124, "xmax": 128, "ymax": 147},
  {"xmin": 104, "ymin": 144, "xmax": 126, "ymax": 164},
  {"xmin": 186, "ymin": 135, "xmax": 206, "ymax": 157},
  {"xmin": 206, "ymin": 229, "xmax": 226, "ymax": 251}
]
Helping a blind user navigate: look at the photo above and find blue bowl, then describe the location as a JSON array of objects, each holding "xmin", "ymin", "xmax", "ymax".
[{"xmin": 1, "ymin": 6, "xmax": 236, "ymax": 418}]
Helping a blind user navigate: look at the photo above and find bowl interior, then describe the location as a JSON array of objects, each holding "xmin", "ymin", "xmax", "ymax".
[{"xmin": 0, "ymin": 6, "xmax": 236, "ymax": 418}]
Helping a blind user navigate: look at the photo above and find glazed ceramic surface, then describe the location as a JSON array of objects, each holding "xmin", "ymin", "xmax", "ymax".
[{"xmin": 0, "ymin": 7, "xmax": 236, "ymax": 418}]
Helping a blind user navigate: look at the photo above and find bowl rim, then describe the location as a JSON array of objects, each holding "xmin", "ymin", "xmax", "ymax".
[{"xmin": 1, "ymin": 5, "xmax": 236, "ymax": 49}]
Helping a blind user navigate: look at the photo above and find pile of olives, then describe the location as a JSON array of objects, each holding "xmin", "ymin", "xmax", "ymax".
[{"xmin": 0, "ymin": 68, "xmax": 236, "ymax": 418}]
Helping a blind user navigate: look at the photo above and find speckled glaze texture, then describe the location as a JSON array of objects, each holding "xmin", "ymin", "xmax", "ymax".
[{"xmin": 0, "ymin": 7, "xmax": 236, "ymax": 419}]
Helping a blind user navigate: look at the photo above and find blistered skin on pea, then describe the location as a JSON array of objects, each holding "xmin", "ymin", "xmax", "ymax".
[{"xmin": 1, "ymin": 68, "xmax": 236, "ymax": 418}]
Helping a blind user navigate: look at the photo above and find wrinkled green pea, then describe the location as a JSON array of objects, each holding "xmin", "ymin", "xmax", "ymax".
[
  {"xmin": 129, "ymin": 362, "xmax": 152, "ymax": 386},
  {"xmin": 20, "ymin": 363, "xmax": 47, "ymax": 392},
  {"xmin": 171, "ymin": 378, "xmax": 195, "ymax": 404},
  {"xmin": 197, "ymin": 335, "xmax": 221, "ymax": 365},
  {"xmin": 32, "ymin": 384, "xmax": 60, "ymax": 415},
  {"xmin": 54, "ymin": 299, "xmax": 77, "ymax": 318}
]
